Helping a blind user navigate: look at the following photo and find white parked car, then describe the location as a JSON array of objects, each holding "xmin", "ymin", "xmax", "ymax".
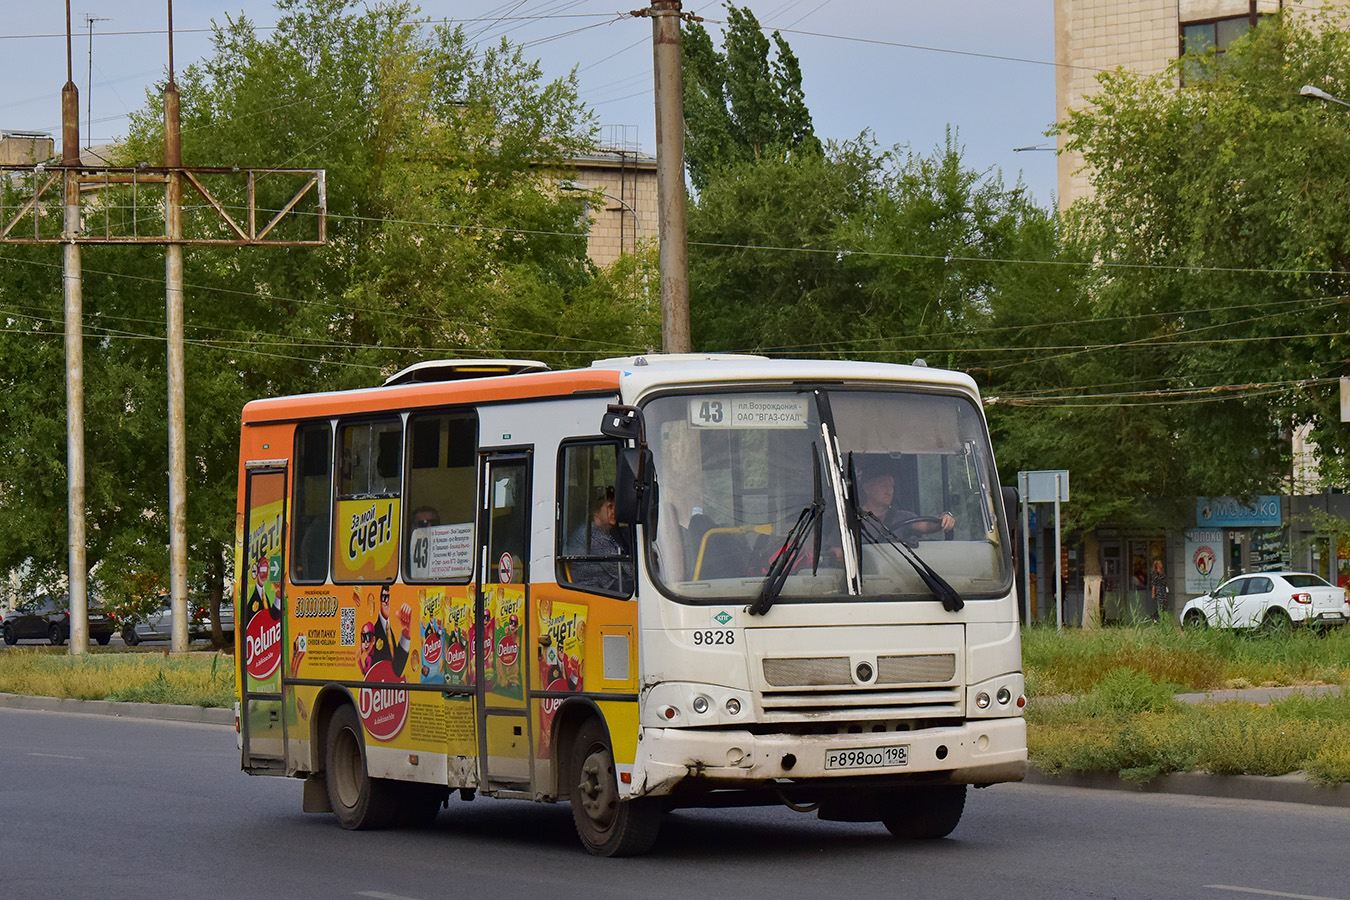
[{"xmin": 1181, "ymin": 572, "xmax": 1349, "ymax": 630}]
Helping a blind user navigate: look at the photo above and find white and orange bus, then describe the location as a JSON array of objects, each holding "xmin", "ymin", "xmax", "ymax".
[{"xmin": 234, "ymin": 354, "xmax": 1025, "ymax": 856}]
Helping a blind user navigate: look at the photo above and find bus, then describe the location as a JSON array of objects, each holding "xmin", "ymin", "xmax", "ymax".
[{"xmin": 234, "ymin": 354, "xmax": 1025, "ymax": 856}]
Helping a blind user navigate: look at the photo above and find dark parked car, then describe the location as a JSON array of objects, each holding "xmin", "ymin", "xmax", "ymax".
[
  {"xmin": 2, "ymin": 594, "xmax": 114, "ymax": 645},
  {"xmin": 121, "ymin": 594, "xmax": 234, "ymax": 646}
]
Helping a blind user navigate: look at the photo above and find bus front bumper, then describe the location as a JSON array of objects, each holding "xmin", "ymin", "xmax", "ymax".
[{"xmin": 629, "ymin": 716, "xmax": 1026, "ymax": 798}]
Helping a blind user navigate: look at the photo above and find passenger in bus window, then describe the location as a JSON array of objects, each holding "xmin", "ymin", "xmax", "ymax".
[
  {"xmin": 858, "ymin": 470, "xmax": 955, "ymax": 539},
  {"xmin": 411, "ymin": 506, "xmax": 440, "ymax": 528},
  {"xmin": 568, "ymin": 486, "xmax": 628, "ymax": 592}
]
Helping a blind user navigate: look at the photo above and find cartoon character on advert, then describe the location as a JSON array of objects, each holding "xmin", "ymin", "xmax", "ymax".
[
  {"xmin": 358, "ymin": 621, "xmax": 377, "ymax": 675},
  {"xmin": 368, "ymin": 583, "xmax": 413, "ymax": 682}
]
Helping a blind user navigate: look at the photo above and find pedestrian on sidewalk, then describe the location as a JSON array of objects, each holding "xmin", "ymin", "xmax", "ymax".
[{"xmin": 1149, "ymin": 558, "xmax": 1170, "ymax": 620}]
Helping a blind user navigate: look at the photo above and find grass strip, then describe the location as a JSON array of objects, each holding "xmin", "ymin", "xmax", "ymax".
[{"xmin": 0, "ymin": 648, "xmax": 235, "ymax": 708}]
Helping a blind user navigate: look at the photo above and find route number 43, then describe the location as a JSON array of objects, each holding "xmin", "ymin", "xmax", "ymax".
[{"xmin": 697, "ymin": 401, "xmax": 724, "ymax": 424}]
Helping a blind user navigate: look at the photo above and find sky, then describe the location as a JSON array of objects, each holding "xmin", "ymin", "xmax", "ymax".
[{"xmin": 0, "ymin": 1, "xmax": 1059, "ymax": 206}]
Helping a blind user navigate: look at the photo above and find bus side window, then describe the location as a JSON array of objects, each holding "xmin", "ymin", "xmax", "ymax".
[
  {"xmin": 334, "ymin": 420, "xmax": 402, "ymax": 582},
  {"xmin": 292, "ymin": 422, "xmax": 333, "ymax": 584},
  {"xmin": 557, "ymin": 441, "xmax": 633, "ymax": 597},
  {"xmin": 404, "ymin": 411, "xmax": 478, "ymax": 583}
]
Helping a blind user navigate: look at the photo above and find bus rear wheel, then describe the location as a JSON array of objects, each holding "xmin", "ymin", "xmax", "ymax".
[
  {"xmin": 880, "ymin": 784, "xmax": 967, "ymax": 840},
  {"xmin": 568, "ymin": 719, "xmax": 661, "ymax": 857},
  {"xmin": 325, "ymin": 704, "xmax": 398, "ymax": 830}
]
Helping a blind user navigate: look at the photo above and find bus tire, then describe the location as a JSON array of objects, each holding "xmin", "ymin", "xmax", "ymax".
[
  {"xmin": 880, "ymin": 784, "xmax": 966, "ymax": 840},
  {"xmin": 568, "ymin": 718, "xmax": 661, "ymax": 857},
  {"xmin": 324, "ymin": 704, "xmax": 398, "ymax": 830}
]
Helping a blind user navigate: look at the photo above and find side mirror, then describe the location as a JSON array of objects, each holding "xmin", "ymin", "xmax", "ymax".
[
  {"xmin": 614, "ymin": 447, "xmax": 654, "ymax": 527},
  {"xmin": 1001, "ymin": 486, "xmax": 1019, "ymax": 520}
]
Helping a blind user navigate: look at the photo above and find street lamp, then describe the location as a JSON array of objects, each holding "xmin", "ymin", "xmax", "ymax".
[
  {"xmin": 1300, "ymin": 84, "xmax": 1350, "ymax": 108},
  {"xmin": 559, "ymin": 180, "xmax": 645, "ymax": 253}
]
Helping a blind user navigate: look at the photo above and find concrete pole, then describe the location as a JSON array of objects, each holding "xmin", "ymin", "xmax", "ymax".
[
  {"xmin": 63, "ymin": 2, "xmax": 88, "ymax": 655},
  {"xmin": 1018, "ymin": 471, "xmax": 1030, "ymax": 627},
  {"xmin": 1054, "ymin": 473, "xmax": 1063, "ymax": 632},
  {"xmin": 650, "ymin": 0, "xmax": 691, "ymax": 353},
  {"xmin": 165, "ymin": 21, "xmax": 189, "ymax": 652}
]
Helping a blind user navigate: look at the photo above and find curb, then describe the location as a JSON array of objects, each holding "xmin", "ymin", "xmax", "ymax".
[
  {"xmin": 0, "ymin": 691, "xmax": 233, "ymax": 726},
  {"xmin": 1024, "ymin": 766, "xmax": 1350, "ymax": 808}
]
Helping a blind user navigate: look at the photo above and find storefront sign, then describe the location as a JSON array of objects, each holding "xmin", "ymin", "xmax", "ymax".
[{"xmin": 1195, "ymin": 495, "xmax": 1281, "ymax": 528}]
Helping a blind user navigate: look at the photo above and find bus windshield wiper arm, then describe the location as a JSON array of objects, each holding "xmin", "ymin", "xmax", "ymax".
[
  {"xmin": 858, "ymin": 512, "xmax": 964, "ymax": 612},
  {"xmin": 749, "ymin": 446, "xmax": 824, "ymax": 617},
  {"xmin": 748, "ymin": 501, "xmax": 823, "ymax": 616}
]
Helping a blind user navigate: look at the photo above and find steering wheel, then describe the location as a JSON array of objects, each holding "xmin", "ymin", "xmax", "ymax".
[{"xmin": 895, "ymin": 514, "xmax": 955, "ymax": 542}]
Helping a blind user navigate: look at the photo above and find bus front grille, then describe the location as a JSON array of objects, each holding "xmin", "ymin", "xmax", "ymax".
[
  {"xmin": 758, "ymin": 686, "xmax": 962, "ymax": 721},
  {"xmin": 762, "ymin": 653, "xmax": 956, "ymax": 687}
]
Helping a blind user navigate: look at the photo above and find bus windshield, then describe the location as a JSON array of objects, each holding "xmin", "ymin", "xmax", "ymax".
[{"xmin": 645, "ymin": 387, "xmax": 1012, "ymax": 605}]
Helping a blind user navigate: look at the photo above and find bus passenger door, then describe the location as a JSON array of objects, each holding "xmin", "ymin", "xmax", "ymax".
[
  {"xmin": 240, "ymin": 466, "xmax": 288, "ymax": 773},
  {"xmin": 476, "ymin": 453, "xmax": 532, "ymax": 791}
]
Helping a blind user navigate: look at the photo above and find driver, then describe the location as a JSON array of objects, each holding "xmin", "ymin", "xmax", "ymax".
[{"xmin": 858, "ymin": 471, "xmax": 954, "ymax": 538}]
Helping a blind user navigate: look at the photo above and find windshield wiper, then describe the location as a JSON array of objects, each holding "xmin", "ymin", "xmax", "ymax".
[
  {"xmin": 857, "ymin": 512, "xmax": 964, "ymax": 612},
  {"xmin": 748, "ymin": 446, "xmax": 823, "ymax": 616}
]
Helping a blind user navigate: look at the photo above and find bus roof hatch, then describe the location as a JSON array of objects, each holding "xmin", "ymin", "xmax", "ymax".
[{"xmin": 382, "ymin": 359, "xmax": 550, "ymax": 386}]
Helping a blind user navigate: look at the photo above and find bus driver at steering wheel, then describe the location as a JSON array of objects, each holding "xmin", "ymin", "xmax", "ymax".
[{"xmin": 859, "ymin": 470, "xmax": 955, "ymax": 538}]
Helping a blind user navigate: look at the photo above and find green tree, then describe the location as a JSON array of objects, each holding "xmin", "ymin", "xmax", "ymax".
[
  {"xmin": 688, "ymin": 138, "xmax": 881, "ymax": 352},
  {"xmin": 0, "ymin": 0, "xmax": 648, "ymax": 631},
  {"xmin": 682, "ymin": 3, "xmax": 822, "ymax": 191},
  {"xmin": 1054, "ymin": 8, "xmax": 1350, "ymax": 515}
]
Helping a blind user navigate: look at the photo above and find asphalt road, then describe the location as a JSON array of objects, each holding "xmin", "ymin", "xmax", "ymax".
[{"xmin": 2, "ymin": 706, "xmax": 1347, "ymax": 900}]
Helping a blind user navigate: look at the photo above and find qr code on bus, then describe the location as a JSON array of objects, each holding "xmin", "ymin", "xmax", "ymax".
[{"xmin": 341, "ymin": 607, "xmax": 355, "ymax": 647}]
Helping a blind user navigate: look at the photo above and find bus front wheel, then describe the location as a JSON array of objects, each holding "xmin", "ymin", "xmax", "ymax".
[
  {"xmin": 880, "ymin": 784, "xmax": 967, "ymax": 840},
  {"xmin": 568, "ymin": 718, "xmax": 661, "ymax": 857},
  {"xmin": 324, "ymin": 704, "xmax": 398, "ymax": 830}
]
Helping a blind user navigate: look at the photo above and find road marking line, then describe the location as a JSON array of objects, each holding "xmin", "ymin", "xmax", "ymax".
[
  {"xmin": 27, "ymin": 753, "xmax": 84, "ymax": 760},
  {"xmin": 1207, "ymin": 885, "xmax": 1345, "ymax": 900},
  {"xmin": 357, "ymin": 892, "xmax": 427, "ymax": 900}
]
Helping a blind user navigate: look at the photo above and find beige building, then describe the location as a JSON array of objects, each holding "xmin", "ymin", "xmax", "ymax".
[
  {"xmin": 566, "ymin": 147, "xmax": 657, "ymax": 267},
  {"xmin": 0, "ymin": 131, "xmax": 55, "ymax": 166},
  {"xmin": 1055, "ymin": 0, "xmax": 1293, "ymax": 207}
]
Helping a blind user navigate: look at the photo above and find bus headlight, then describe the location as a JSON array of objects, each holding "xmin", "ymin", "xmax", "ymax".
[
  {"xmin": 692, "ymin": 696, "xmax": 710, "ymax": 714},
  {"xmin": 725, "ymin": 697, "xmax": 741, "ymax": 715},
  {"xmin": 996, "ymin": 687, "xmax": 1012, "ymax": 706},
  {"xmin": 976, "ymin": 692, "xmax": 991, "ymax": 709}
]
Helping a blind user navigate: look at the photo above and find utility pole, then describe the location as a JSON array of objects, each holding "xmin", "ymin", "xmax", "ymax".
[
  {"xmin": 84, "ymin": 14, "xmax": 109, "ymax": 151},
  {"xmin": 641, "ymin": 0, "xmax": 691, "ymax": 353},
  {"xmin": 165, "ymin": 0, "xmax": 189, "ymax": 652},
  {"xmin": 63, "ymin": 0, "xmax": 89, "ymax": 654},
  {"xmin": 1, "ymin": 6, "xmax": 325, "ymax": 656}
]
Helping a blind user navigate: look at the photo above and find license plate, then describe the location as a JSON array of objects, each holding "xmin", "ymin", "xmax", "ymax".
[{"xmin": 824, "ymin": 745, "xmax": 909, "ymax": 770}]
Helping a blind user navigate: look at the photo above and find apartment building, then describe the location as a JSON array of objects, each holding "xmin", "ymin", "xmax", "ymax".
[{"xmin": 1055, "ymin": 0, "xmax": 1297, "ymax": 208}]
